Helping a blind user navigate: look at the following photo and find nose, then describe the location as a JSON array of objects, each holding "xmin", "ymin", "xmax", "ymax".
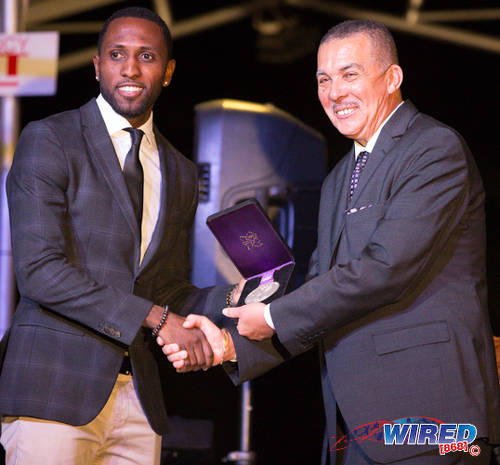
[
  {"xmin": 328, "ymin": 77, "xmax": 347, "ymax": 102},
  {"xmin": 121, "ymin": 56, "xmax": 140, "ymax": 78}
]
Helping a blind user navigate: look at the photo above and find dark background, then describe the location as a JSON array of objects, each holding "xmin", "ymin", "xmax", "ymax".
[{"xmin": 14, "ymin": 1, "xmax": 500, "ymax": 463}]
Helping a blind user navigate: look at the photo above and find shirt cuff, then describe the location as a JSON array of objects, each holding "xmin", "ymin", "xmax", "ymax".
[{"xmin": 263, "ymin": 304, "xmax": 275, "ymax": 330}]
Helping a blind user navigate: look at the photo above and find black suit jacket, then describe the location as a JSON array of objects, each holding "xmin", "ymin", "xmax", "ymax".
[
  {"xmin": 0, "ymin": 99, "xmax": 211, "ymax": 434},
  {"xmin": 229, "ymin": 101, "xmax": 500, "ymax": 463}
]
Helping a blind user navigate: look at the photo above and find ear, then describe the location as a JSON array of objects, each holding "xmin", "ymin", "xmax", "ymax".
[
  {"xmin": 386, "ymin": 64, "xmax": 403, "ymax": 94},
  {"xmin": 93, "ymin": 55, "xmax": 100, "ymax": 81},
  {"xmin": 162, "ymin": 59, "xmax": 176, "ymax": 87}
]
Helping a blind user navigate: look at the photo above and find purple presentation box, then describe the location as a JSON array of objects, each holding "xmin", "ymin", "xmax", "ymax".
[{"xmin": 206, "ymin": 199, "xmax": 295, "ymax": 305}]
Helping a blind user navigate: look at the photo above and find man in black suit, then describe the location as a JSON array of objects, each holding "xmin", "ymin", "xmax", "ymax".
[
  {"xmin": 167, "ymin": 20, "xmax": 500, "ymax": 465},
  {"xmin": 0, "ymin": 7, "xmax": 232, "ymax": 465}
]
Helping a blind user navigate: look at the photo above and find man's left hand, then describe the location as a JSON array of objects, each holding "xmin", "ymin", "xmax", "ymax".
[{"xmin": 223, "ymin": 302, "xmax": 275, "ymax": 340}]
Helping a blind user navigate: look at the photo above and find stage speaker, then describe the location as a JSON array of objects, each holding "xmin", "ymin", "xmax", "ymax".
[{"xmin": 191, "ymin": 99, "xmax": 326, "ymax": 289}]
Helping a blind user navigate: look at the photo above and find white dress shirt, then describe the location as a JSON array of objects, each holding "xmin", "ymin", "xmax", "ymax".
[{"xmin": 96, "ymin": 94, "xmax": 161, "ymax": 263}]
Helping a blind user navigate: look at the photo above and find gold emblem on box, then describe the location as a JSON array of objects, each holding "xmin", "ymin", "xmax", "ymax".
[{"xmin": 240, "ymin": 231, "xmax": 263, "ymax": 251}]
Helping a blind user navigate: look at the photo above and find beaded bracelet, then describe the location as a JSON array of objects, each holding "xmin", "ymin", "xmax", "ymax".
[
  {"xmin": 152, "ymin": 305, "xmax": 169, "ymax": 337},
  {"xmin": 225, "ymin": 284, "xmax": 238, "ymax": 308}
]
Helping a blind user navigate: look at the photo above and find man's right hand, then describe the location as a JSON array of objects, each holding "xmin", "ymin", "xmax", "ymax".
[
  {"xmin": 160, "ymin": 315, "xmax": 236, "ymax": 372},
  {"xmin": 144, "ymin": 306, "xmax": 213, "ymax": 371}
]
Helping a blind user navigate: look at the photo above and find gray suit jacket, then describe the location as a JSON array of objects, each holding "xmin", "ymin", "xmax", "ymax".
[
  {"xmin": 229, "ymin": 101, "xmax": 500, "ymax": 463},
  {"xmin": 0, "ymin": 98, "xmax": 212, "ymax": 434}
]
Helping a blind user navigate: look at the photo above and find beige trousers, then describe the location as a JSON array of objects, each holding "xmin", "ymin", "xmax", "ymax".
[{"xmin": 1, "ymin": 374, "xmax": 161, "ymax": 465}]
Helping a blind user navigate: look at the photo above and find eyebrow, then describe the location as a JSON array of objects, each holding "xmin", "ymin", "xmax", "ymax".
[
  {"xmin": 316, "ymin": 62, "xmax": 364, "ymax": 78},
  {"xmin": 105, "ymin": 44, "xmax": 156, "ymax": 51},
  {"xmin": 339, "ymin": 62, "xmax": 363, "ymax": 72}
]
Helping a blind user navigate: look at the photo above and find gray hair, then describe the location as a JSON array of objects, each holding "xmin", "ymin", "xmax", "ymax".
[{"xmin": 320, "ymin": 20, "xmax": 399, "ymax": 68}]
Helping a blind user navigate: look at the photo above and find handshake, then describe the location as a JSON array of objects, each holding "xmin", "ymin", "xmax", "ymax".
[
  {"xmin": 146, "ymin": 280, "xmax": 276, "ymax": 372},
  {"xmin": 156, "ymin": 312, "xmax": 235, "ymax": 372}
]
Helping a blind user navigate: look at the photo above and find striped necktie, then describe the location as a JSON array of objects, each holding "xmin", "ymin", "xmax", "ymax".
[{"xmin": 350, "ymin": 151, "xmax": 369, "ymax": 197}]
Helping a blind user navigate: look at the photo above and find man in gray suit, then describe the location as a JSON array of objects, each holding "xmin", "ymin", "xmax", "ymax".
[
  {"xmin": 167, "ymin": 20, "xmax": 500, "ymax": 465},
  {"xmin": 0, "ymin": 7, "xmax": 232, "ymax": 465}
]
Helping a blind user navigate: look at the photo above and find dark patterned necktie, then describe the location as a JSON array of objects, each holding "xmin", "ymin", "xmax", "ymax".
[
  {"xmin": 350, "ymin": 151, "xmax": 369, "ymax": 197},
  {"xmin": 123, "ymin": 128, "xmax": 144, "ymax": 230}
]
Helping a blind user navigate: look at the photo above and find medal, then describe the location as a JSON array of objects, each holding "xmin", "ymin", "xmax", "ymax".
[{"xmin": 245, "ymin": 280, "xmax": 280, "ymax": 304}]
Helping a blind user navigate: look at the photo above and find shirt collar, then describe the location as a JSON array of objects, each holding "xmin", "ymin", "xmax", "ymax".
[
  {"xmin": 354, "ymin": 101, "xmax": 404, "ymax": 157},
  {"xmin": 96, "ymin": 94, "xmax": 155, "ymax": 146}
]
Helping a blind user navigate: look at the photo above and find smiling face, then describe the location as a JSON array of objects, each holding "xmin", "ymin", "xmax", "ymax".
[
  {"xmin": 93, "ymin": 16, "xmax": 176, "ymax": 127},
  {"xmin": 316, "ymin": 32, "xmax": 403, "ymax": 145}
]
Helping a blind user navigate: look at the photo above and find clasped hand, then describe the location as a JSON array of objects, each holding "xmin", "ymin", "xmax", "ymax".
[
  {"xmin": 155, "ymin": 280, "xmax": 243, "ymax": 372},
  {"xmin": 154, "ymin": 312, "xmax": 221, "ymax": 371},
  {"xmin": 158, "ymin": 300, "xmax": 275, "ymax": 373},
  {"xmin": 157, "ymin": 314, "xmax": 231, "ymax": 372}
]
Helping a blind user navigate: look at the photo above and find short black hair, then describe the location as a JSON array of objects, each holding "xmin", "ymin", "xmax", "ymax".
[
  {"xmin": 98, "ymin": 7, "xmax": 173, "ymax": 59},
  {"xmin": 320, "ymin": 20, "xmax": 398, "ymax": 67}
]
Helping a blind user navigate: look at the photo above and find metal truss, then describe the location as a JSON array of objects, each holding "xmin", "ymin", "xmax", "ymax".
[
  {"xmin": 20, "ymin": 0, "xmax": 500, "ymax": 73},
  {"xmin": 289, "ymin": 0, "xmax": 500, "ymax": 54}
]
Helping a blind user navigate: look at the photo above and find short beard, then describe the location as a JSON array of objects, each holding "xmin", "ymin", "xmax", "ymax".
[{"xmin": 100, "ymin": 82, "xmax": 162, "ymax": 120}]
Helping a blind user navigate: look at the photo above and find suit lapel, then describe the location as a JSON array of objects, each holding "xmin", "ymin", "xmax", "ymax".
[
  {"xmin": 349, "ymin": 101, "xmax": 419, "ymax": 205},
  {"xmin": 160, "ymin": 135, "xmax": 178, "ymax": 227},
  {"xmin": 349, "ymin": 144, "xmax": 385, "ymax": 205},
  {"xmin": 322, "ymin": 151, "xmax": 352, "ymax": 271},
  {"xmin": 80, "ymin": 99, "xmax": 141, "ymax": 242},
  {"xmin": 139, "ymin": 129, "xmax": 176, "ymax": 271}
]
